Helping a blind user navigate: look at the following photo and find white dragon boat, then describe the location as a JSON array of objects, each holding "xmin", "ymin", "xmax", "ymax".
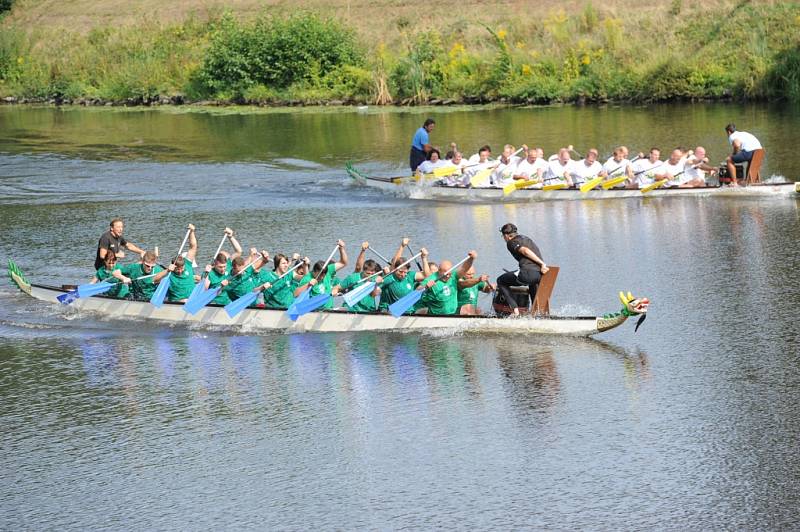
[
  {"xmin": 346, "ymin": 163, "xmax": 799, "ymax": 203},
  {"xmin": 8, "ymin": 260, "xmax": 648, "ymax": 336}
]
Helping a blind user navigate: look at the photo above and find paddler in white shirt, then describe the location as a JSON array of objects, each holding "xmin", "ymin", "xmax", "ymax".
[
  {"xmin": 442, "ymin": 150, "xmax": 470, "ymax": 186},
  {"xmin": 654, "ymin": 148, "xmax": 688, "ymax": 187},
  {"xmin": 630, "ymin": 148, "xmax": 662, "ymax": 189},
  {"xmin": 415, "ymin": 148, "xmax": 450, "ymax": 177},
  {"xmin": 602, "ymin": 147, "xmax": 635, "ymax": 186},
  {"xmin": 490, "ymin": 144, "xmax": 522, "ymax": 186},
  {"xmin": 569, "ymin": 148, "xmax": 606, "ymax": 187},
  {"xmin": 467, "ymin": 144, "xmax": 492, "ymax": 164},
  {"xmin": 543, "ymin": 148, "xmax": 575, "ymax": 187},
  {"xmin": 680, "ymin": 146, "xmax": 717, "ymax": 188},
  {"xmin": 462, "ymin": 145, "xmax": 494, "ymax": 186},
  {"xmin": 512, "ymin": 145, "xmax": 548, "ymax": 188}
]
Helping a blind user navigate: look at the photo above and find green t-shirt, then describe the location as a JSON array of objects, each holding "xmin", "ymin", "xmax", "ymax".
[
  {"xmin": 339, "ymin": 272, "xmax": 377, "ymax": 313},
  {"xmin": 456, "ymin": 280, "xmax": 486, "ymax": 313},
  {"xmin": 260, "ymin": 270, "xmax": 297, "ymax": 309},
  {"xmin": 420, "ymin": 274, "xmax": 459, "ymax": 315},
  {"xmin": 167, "ymin": 262, "xmax": 195, "ymax": 302},
  {"xmin": 96, "ymin": 265, "xmax": 129, "ymax": 299},
  {"xmin": 378, "ymin": 273, "xmax": 416, "ymax": 312},
  {"xmin": 120, "ymin": 263, "xmax": 164, "ymax": 301},
  {"xmin": 207, "ymin": 261, "xmax": 231, "ymax": 306},
  {"xmin": 223, "ymin": 267, "xmax": 256, "ymax": 302},
  {"xmin": 299, "ymin": 263, "xmax": 337, "ymax": 310}
]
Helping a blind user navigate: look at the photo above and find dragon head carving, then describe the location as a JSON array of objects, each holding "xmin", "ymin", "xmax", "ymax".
[{"xmin": 619, "ymin": 291, "xmax": 649, "ymax": 316}]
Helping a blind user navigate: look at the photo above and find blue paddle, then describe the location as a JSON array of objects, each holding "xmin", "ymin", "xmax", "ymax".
[
  {"xmin": 183, "ymin": 252, "xmax": 262, "ymax": 315},
  {"xmin": 186, "ymin": 232, "xmax": 229, "ymax": 306},
  {"xmin": 286, "ymin": 244, "xmax": 339, "ymax": 321},
  {"xmin": 69, "ymin": 271, "xmax": 159, "ymax": 302},
  {"xmin": 343, "ymin": 252, "xmax": 422, "ymax": 308},
  {"xmin": 389, "ymin": 255, "xmax": 470, "ymax": 318},
  {"xmin": 151, "ymin": 227, "xmax": 193, "ymax": 308}
]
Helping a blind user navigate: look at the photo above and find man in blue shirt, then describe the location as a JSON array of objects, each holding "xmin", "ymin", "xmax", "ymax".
[{"xmin": 409, "ymin": 118, "xmax": 435, "ymax": 172}]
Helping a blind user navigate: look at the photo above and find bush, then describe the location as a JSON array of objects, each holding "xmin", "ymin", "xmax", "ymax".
[
  {"xmin": 0, "ymin": 0, "xmax": 13, "ymax": 15},
  {"xmin": 765, "ymin": 44, "xmax": 800, "ymax": 101},
  {"xmin": 198, "ymin": 12, "xmax": 364, "ymax": 96}
]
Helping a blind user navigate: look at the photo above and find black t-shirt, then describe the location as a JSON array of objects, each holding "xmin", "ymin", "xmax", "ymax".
[
  {"xmin": 95, "ymin": 231, "xmax": 127, "ymax": 270},
  {"xmin": 507, "ymin": 234, "xmax": 542, "ymax": 269}
]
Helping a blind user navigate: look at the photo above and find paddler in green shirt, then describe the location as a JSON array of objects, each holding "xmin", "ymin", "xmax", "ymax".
[
  {"xmin": 294, "ymin": 240, "xmax": 348, "ymax": 310},
  {"xmin": 455, "ymin": 267, "xmax": 495, "ymax": 315},
  {"xmin": 91, "ymin": 251, "xmax": 129, "ymax": 299},
  {"xmin": 336, "ymin": 244, "xmax": 384, "ymax": 312},
  {"xmin": 204, "ymin": 254, "xmax": 233, "ymax": 305},
  {"xmin": 219, "ymin": 251, "xmax": 269, "ymax": 304},
  {"xmin": 151, "ymin": 223, "xmax": 199, "ymax": 302},
  {"xmin": 255, "ymin": 254, "xmax": 309, "ymax": 309},
  {"xmin": 120, "ymin": 250, "xmax": 163, "ymax": 301},
  {"xmin": 378, "ymin": 238, "xmax": 431, "ymax": 313},
  {"xmin": 415, "ymin": 251, "xmax": 476, "ymax": 315}
]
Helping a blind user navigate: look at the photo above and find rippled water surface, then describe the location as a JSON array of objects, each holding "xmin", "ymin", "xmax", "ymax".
[{"xmin": 1, "ymin": 103, "xmax": 799, "ymax": 529}]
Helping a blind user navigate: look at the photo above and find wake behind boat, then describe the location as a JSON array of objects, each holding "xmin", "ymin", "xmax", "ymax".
[
  {"xmin": 346, "ymin": 163, "xmax": 798, "ymax": 203},
  {"xmin": 8, "ymin": 260, "xmax": 648, "ymax": 336}
]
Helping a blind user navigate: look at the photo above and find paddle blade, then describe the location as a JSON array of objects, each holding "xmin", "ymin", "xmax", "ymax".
[
  {"xmin": 469, "ymin": 167, "xmax": 493, "ymax": 187},
  {"xmin": 515, "ymin": 179, "xmax": 538, "ymax": 190},
  {"xmin": 580, "ymin": 175, "xmax": 604, "ymax": 193},
  {"xmin": 343, "ymin": 281, "xmax": 375, "ymax": 307},
  {"xmin": 602, "ymin": 176, "xmax": 627, "ymax": 189},
  {"xmin": 150, "ymin": 274, "xmax": 171, "ymax": 308},
  {"xmin": 291, "ymin": 293, "xmax": 331, "ymax": 320},
  {"xmin": 389, "ymin": 289, "xmax": 423, "ymax": 318},
  {"xmin": 641, "ymin": 179, "xmax": 668, "ymax": 194},
  {"xmin": 224, "ymin": 291, "xmax": 259, "ymax": 318},
  {"xmin": 183, "ymin": 288, "xmax": 219, "ymax": 315},
  {"xmin": 433, "ymin": 165, "xmax": 459, "ymax": 177},
  {"xmin": 502, "ymin": 182, "xmax": 517, "ymax": 196},
  {"xmin": 286, "ymin": 288, "xmax": 311, "ymax": 320},
  {"xmin": 543, "ymin": 182, "xmax": 568, "ymax": 191},
  {"xmin": 57, "ymin": 290, "xmax": 79, "ymax": 305},
  {"xmin": 77, "ymin": 281, "xmax": 114, "ymax": 298},
  {"xmin": 187, "ymin": 280, "xmax": 205, "ymax": 303}
]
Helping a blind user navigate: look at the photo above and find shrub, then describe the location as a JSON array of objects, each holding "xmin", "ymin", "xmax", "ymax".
[
  {"xmin": 198, "ymin": 12, "xmax": 364, "ymax": 96},
  {"xmin": 0, "ymin": 0, "xmax": 13, "ymax": 15}
]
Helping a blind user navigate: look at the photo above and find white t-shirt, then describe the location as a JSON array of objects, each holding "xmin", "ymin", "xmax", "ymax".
[
  {"xmin": 544, "ymin": 159, "xmax": 575, "ymax": 184},
  {"xmin": 462, "ymin": 160, "xmax": 494, "ymax": 187},
  {"xmin": 662, "ymin": 159, "xmax": 687, "ymax": 186},
  {"xmin": 491, "ymin": 156, "xmax": 522, "ymax": 185},
  {"xmin": 603, "ymin": 157, "xmax": 632, "ymax": 178},
  {"xmin": 570, "ymin": 159, "xmax": 603, "ymax": 185},
  {"xmin": 417, "ymin": 159, "xmax": 450, "ymax": 175},
  {"xmin": 728, "ymin": 131, "xmax": 763, "ymax": 151},
  {"xmin": 633, "ymin": 159, "xmax": 663, "ymax": 186},
  {"xmin": 682, "ymin": 156, "xmax": 707, "ymax": 184},
  {"xmin": 515, "ymin": 158, "xmax": 548, "ymax": 180}
]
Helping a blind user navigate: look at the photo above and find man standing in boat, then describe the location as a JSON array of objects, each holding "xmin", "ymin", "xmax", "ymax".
[
  {"xmin": 94, "ymin": 218, "xmax": 145, "ymax": 270},
  {"xmin": 409, "ymin": 118, "xmax": 435, "ymax": 172},
  {"xmin": 496, "ymin": 223, "xmax": 549, "ymax": 317}
]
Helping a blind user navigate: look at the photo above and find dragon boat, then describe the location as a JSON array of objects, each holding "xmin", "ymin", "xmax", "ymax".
[
  {"xmin": 346, "ymin": 163, "xmax": 798, "ymax": 203},
  {"xmin": 8, "ymin": 260, "xmax": 648, "ymax": 336}
]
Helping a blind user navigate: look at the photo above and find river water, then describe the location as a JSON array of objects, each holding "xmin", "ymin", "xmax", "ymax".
[{"xmin": 1, "ymin": 103, "xmax": 799, "ymax": 529}]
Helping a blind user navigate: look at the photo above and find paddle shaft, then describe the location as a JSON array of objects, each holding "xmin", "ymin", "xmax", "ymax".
[
  {"xmin": 348, "ymin": 252, "xmax": 423, "ymax": 291},
  {"xmin": 367, "ymin": 247, "xmax": 391, "ymax": 265},
  {"xmin": 607, "ymin": 155, "xmax": 640, "ymax": 179},
  {"xmin": 634, "ymin": 160, "xmax": 663, "ymax": 176},
  {"xmin": 404, "ymin": 244, "xmax": 424, "ymax": 271}
]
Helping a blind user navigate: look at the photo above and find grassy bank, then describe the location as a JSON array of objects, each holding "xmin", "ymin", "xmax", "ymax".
[{"xmin": 1, "ymin": 0, "xmax": 799, "ymax": 105}]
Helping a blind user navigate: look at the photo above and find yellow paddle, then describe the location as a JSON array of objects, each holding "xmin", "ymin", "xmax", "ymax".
[
  {"xmin": 579, "ymin": 174, "xmax": 604, "ymax": 193},
  {"xmin": 601, "ymin": 176, "xmax": 628, "ymax": 189},
  {"xmin": 640, "ymin": 179, "xmax": 668, "ymax": 194},
  {"xmin": 502, "ymin": 178, "xmax": 539, "ymax": 195},
  {"xmin": 468, "ymin": 166, "xmax": 494, "ymax": 187},
  {"xmin": 543, "ymin": 182, "xmax": 568, "ymax": 191}
]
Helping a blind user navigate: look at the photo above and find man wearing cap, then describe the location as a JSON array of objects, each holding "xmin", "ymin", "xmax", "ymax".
[
  {"xmin": 496, "ymin": 223, "xmax": 549, "ymax": 317},
  {"xmin": 724, "ymin": 123, "xmax": 764, "ymax": 186}
]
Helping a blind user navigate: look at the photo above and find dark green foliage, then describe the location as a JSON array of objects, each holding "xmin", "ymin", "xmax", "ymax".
[
  {"xmin": 0, "ymin": 0, "xmax": 13, "ymax": 15},
  {"xmin": 198, "ymin": 12, "xmax": 364, "ymax": 96},
  {"xmin": 766, "ymin": 44, "xmax": 800, "ymax": 101}
]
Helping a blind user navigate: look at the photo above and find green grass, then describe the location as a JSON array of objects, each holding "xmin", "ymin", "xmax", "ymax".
[{"xmin": 1, "ymin": 1, "xmax": 799, "ymax": 105}]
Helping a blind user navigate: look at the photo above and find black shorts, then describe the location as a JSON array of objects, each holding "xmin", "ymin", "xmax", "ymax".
[
  {"xmin": 731, "ymin": 150, "xmax": 754, "ymax": 164},
  {"xmin": 410, "ymin": 147, "xmax": 427, "ymax": 172}
]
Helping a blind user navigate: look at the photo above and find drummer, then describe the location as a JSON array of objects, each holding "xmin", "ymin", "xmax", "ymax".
[{"xmin": 496, "ymin": 223, "xmax": 549, "ymax": 317}]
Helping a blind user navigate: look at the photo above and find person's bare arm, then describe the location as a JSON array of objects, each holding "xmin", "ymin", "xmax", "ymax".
[
  {"xmin": 229, "ymin": 231, "xmax": 243, "ymax": 260},
  {"xmin": 392, "ymin": 238, "xmax": 409, "ymax": 266},
  {"xmin": 354, "ymin": 242, "xmax": 368, "ymax": 272},
  {"xmin": 519, "ymin": 246, "xmax": 549, "ymax": 274},
  {"xmin": 334, "ymin": 240, "xmax": 348, "ymax": 271},
  {"xmin": 124, "ymin": 242, "xmax": 145, "ymax": 257},
  {"xmin": 186, "ymin": 224, "xmax": 197, "ymax": 262},
  {"xmin": 458, "ymin": 251, "xmax": 476, "ymax": 277},
  {"xmin": 421, "ymin": 247, "xmax": 431, "ymax": 278}
]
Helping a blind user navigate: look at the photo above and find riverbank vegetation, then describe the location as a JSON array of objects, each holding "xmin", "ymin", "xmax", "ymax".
[{"xmin": 1, "ymin": 0, "xmax": 799, "ymax": 105}]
